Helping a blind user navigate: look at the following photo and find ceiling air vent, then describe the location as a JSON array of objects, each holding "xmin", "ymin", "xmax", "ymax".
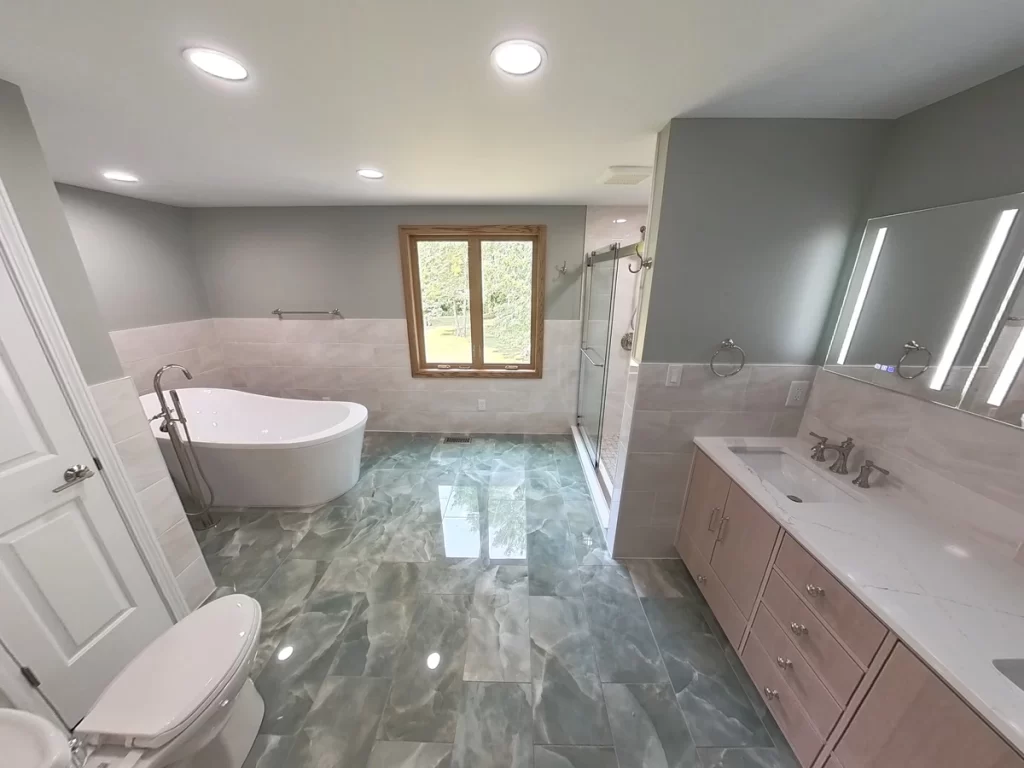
[{"xmin": 598, "ymin": 165, "xmax": 653, "ymax": 185}]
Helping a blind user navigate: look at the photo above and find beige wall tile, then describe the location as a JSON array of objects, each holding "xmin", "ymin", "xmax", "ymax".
[
  {"xmin": 177, "ymin": 556, "xmax": 215, "ymax": 610},
  {"xmin": 116, "ymin": 430, "xmax": 169, "ymax": 493},
  {"xmin": 158, "ymin": 518, "xmax": 203, "ymax": 576},
  {"xmin": 90, "ymin": 376, "xmax": 148, "ymax": 443},
  {"xmin": 137, "ymin": 477, "xmax": 187, "ymax": 537}
]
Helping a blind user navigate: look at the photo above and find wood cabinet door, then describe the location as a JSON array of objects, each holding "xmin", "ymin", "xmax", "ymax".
[
  {"xmin": 678, "ymin": 450, "xmax": 732, "ymax": 563},
  {"xmin": 709, "ymin": 484, "xmax": 780, "ymax": 618},
  {"xmin": 835, "ymin": 643, "xmax": 1023, "ymax": 768}
]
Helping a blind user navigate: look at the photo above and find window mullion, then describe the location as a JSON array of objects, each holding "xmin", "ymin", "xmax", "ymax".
[{"xmin": 468, "ymin": 237, "xmax": 485, "ymax": 368}]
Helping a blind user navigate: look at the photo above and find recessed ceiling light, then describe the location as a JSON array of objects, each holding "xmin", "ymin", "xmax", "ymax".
[
  {"xmin": 357, "ymin": 168, "xmax": 384, "ymax": 180},
  {"xmin": 491, "ymin": 40, "xmax": 546, "ymax": 76},
  {"xmin": 183, "ymin": 47, "xmax": 248, "ymax": 81},
  {"xmin": 102, "ymin": 170, "xmax": 139, "ymax": 183},
  {"xmin": 613, "ymin": 218, "xmax": 627, "ymax": 224}
]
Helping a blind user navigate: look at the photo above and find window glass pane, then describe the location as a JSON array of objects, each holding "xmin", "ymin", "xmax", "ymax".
[
  {"xmin": 481, "ymin": 240, "xmax": 534, "ymax": 364},
  {"xmin": 417, "ymin": 240, "xmax": 472, "ymax": 364}
]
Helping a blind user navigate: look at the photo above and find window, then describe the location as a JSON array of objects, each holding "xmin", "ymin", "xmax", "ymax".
[{"xmin": 399, "ymin": 225, "xmax": 546, "ymax": 378}]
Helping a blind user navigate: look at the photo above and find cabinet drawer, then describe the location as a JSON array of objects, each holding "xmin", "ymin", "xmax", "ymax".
[
  {"xmin": 775, "ymin": 535, "xmax": 886, "ymax": 667},
  {"xmin": 742, "ymin": 630, "xmax": 824, "ymax": 767},
  {"xmin": 676, "ymin": 527, "xmax": 746, "ymax": 650},
  {"xmin": 751, "ymin": 605, "xmax": 841, "ymax": 738},
  {"xmin": 763, "ymin": 572, "xmax": 863, "ymax": 704}
]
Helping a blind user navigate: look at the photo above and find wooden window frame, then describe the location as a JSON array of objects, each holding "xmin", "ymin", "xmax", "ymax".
[{"xmin": 399, "ymin": 224, "xmax": 546, "ymax": 378}]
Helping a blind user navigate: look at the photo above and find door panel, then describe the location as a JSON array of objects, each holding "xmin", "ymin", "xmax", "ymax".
[
  {"xmin": 678, "ymin": 451, "xmax": 732, "ymax": 563},
  {"xmin": 710, "ymin": 484, "xmax": 780, "ymax": 618},
  {"xmin": 0, "ymin": 256, "xmax": 170, "ymax": 725}
]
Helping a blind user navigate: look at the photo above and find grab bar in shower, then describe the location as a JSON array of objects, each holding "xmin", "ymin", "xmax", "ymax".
[{"xmin": 272, "ymin": 308, "xmax": 343, "ymax": 318}]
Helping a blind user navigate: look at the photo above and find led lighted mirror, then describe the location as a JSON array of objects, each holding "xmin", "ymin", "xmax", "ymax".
[{"xmin": 825, "ymin": 191, "xmax": 1024, "ymax": 431}]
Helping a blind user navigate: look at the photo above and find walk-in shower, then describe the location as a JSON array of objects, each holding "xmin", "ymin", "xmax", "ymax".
[{"xmin": 575, "ymin": 237, "xmax": 647, "ymax": 509}]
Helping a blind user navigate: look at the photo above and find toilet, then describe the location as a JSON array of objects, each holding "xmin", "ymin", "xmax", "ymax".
[{"xmin": 73, "ymin": 595, "xmax": 264, "ymax": 768}]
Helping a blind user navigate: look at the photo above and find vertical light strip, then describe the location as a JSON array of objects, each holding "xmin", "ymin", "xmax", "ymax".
[
  {"xmin": 929, "ymin": 209, "xmax": 1018, "ymax": 391},
  {"xmin": 959, "ymin": 245, "xmax": 1024, "ymax": 405},
  {"xmin": 987, "ymin": 330, "xmax": 1024, "ymax": 406},
  {"xmin": 836, "ymin": 227, "xmax": 888, "ymax": 365}
]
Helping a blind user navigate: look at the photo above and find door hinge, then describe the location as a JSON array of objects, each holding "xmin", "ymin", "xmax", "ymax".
[
  {"xmin": 21, "ymin": 666, "xmax": 40, "ymax": 688},
  {"xmin": 93, "ymin": 456, "xmax": 103, "ymax": 471}
]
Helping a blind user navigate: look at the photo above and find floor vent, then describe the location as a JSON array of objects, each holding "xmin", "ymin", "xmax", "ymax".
[{"xmin": 443, "ymin": 436, "xmax": 472, "ymax": 444}]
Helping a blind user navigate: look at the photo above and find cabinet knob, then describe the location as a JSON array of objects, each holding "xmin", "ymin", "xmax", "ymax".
[
  {"xmin": 805, "ymin": 584, "xmax": 825, "ymax": 598},
  {"xmin": 776, "ymin": 656, "xmax": 793, "ymax": 670},
  {"xmin": 763, "ymin": 687, "xmax": 779, "ymax": 700},
  {"xmin": 790, "ymin": 622, "xmax": 808, "ymax": 635},
  {"xmin": 696, "ymin": 575, "xmax": 707, "ymax": 585}
]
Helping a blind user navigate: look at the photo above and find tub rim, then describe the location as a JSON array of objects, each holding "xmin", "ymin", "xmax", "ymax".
[{"xmin": 140, "ymin": 388, "xmax": 368, "ymax": 451}]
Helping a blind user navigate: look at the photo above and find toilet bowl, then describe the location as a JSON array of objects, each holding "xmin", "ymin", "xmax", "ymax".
[{"xmin": 74, "ymin": 595, "xmax": 264, "ymax": 768}]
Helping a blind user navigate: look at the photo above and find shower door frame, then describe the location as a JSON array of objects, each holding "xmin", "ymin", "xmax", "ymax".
[{"xmin": 576, "ymin": 244, "xmax": 620, "ymax": 470}]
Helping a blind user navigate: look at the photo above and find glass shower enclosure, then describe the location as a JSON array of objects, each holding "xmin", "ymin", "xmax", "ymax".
[{"xmin": 576, "ymin": 244, "xmax": 620, "ymax": 479}]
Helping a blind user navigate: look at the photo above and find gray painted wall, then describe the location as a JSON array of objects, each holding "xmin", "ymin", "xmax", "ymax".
[
  {"xmin": 818, "ymin": 64, "xmax": 1024, "ymax": 362},
  {"xmin": 866, "ymin": 66, "xmax": 1024, "ymax": 217},
  {"xmin": 191, "ymin": 205, "xmax": 586, "ymax": 320},
  {"xmin": 58, "ymin": 185, "xmax": 209, "ymax": 331},
  {"xmin": 643, "ymin": 118, "xmax": 889, "ymax": 364},
  {"xmin": 0, "ymin": 80, "xmax": 122, "ymax": 384}
]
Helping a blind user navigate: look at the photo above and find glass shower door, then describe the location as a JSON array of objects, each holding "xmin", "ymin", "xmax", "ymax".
[{"xmin": 577, "ymin": 247, "xmax": 617, "ymax": 467}]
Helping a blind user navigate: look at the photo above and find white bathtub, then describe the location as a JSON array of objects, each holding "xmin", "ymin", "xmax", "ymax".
[{"xmin": 140, "ymin": 388, "xmax": 368, "ymax": 510}]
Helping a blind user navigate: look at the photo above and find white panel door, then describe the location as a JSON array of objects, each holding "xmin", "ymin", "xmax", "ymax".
[{"xmin": 0, "ymin": 258, "xmax": 170, "ymax": 726}]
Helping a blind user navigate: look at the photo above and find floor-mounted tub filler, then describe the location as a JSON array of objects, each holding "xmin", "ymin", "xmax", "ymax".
[{"xmin": 141, "ymin": 388, "xmax": 368, "ymax": 510}]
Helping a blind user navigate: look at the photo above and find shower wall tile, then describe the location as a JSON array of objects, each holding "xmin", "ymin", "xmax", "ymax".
[
  {"xmin": 611, "ymin": 363, "xmax": 812, "ymax": 558},
  {"xmin": 109, "ymin": 318, "xmax": 580, "ymax": 434},
  {"xmin": 90, "ymin": 376, "xmax": 214, "ymax": 611}
]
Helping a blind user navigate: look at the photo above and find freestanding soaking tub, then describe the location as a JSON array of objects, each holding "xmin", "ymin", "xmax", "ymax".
[{"xmin": 140, "ymin": 388, "xmax": 368, "ymax": 509}]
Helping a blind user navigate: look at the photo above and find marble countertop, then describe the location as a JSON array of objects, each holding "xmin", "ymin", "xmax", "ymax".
[{"xmin": 694, "ymin": 435, "xmax": 1024, "ymax": 754}]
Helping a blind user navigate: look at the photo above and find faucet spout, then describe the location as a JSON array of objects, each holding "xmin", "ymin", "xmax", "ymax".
[
  {"xmin": 153, "ymin": 364, "xmax": 193, "ymax": 423},
  {"xmin": 826, "ymin": 437, "xmax": 855, "ymax": 475}
]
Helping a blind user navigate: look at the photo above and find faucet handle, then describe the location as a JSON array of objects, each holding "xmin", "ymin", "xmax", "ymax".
[
  {"xmin": 809, "ymin": 431, "xmax": 828, "ymax": 443},
  {"xmin": 808, "ymin": 432, "xmax": 829, "ymax": 462},
  {"xmin": 852, "ymin": 459, "xmax": 890, "ymax": 488}
]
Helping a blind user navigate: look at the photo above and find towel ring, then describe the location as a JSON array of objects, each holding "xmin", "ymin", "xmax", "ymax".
[
  {"xmin": 896, "ymin": 340, "xmax": 931, "ymax": 379},
  {"xmin": 710, "ymin": 339, "xmax": 746, "ymax": 377}
]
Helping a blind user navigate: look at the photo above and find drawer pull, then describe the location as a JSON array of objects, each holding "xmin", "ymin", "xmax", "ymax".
[
  {"xmin": 805, "ymin": 584, "xmax": 825, "ymax": 598},
  {"xmin": 764, "ymin": 687, "xmax": 780, "ymax": 700},
  {"xmin": 790, "ymin": 622, "xmax": 808, "ymax": 635},
  {"xmin": 706, "ymin": 506, "xmax": 721, "ymax": 531},
  {"xmin": 696, "ymin": 575, "xmax": 707, "ymax": 585},
  {"xmin": 715, "ymin": 516, "xmax": 730, "ymax": 543},
  {"xmin": 776, "ymin": 656, "xmax": 793, "ymax": 670}
]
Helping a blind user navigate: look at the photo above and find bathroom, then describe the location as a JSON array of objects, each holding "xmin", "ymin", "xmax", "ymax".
[{"xmin": 1, "ymin": 4, "xmax": 1024, "ymax": 768}]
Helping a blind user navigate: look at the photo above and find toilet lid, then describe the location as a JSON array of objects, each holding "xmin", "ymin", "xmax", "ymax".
[{"xmin": 77, "ymin": 595, "xmax": 261, "ymax": 749}]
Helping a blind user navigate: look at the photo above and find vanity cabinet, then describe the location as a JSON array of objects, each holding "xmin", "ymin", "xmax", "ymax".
[
  {"xmin": 834, "ymin": 643, "xmax": 1024, "ymax": 768},
  {"xmin": 676, "ymin": 450, "xmax": 1024, "ymax": 768},
  {"xmin": 676, "ymin": 450, "xmax": 779, "ymax": 648}
]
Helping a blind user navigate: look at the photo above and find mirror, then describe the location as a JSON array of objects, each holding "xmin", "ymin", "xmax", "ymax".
[{"xmin": 825, "ymin": 191, "xmax": 1024, "ymax": 430}]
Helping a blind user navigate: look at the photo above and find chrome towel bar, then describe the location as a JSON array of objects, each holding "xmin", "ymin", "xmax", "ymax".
[{"xmin": 272, "ymin": 308, "xmax": 343, "ymax": 318}]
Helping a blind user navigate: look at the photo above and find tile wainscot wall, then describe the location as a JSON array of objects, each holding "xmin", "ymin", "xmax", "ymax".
[
  {"xmin": 609, "ymin": 363, "xmax": 817, "ymax": 557},
  {"xmin": 90, "ymin": 376, "xmax": 214, "ymax": 609},
  {"xmin": 109, "ymin": 318, "xmax": 581, "ymax": 434},
  {"xmin": 801, "ymin": 369, "xmax": 1024, "ymax": 560}
]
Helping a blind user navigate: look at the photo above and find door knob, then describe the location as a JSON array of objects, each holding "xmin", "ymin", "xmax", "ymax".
[{"xmin": 52, "ymin": 464, "xmax": 95, "ymax": 493}]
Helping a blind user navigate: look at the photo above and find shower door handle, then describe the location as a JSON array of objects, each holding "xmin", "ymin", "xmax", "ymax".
[
  {"xmin": 53, "ymin": 464, "xmax": 95, "ymax": 493},
  {"xmin": 580, "ymin": 347, "xmax": 604, "ymax": 368}
]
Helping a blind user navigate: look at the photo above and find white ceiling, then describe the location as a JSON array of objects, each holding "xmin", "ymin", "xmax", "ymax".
[{"xmin": 1, "ymin": 0, "xmax": 1022, "ymax": 207}]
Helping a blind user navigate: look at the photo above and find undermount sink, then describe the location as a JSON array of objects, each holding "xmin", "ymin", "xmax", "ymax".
[
  {"xmin": 0, "ymin": 708, "xmax": 69, "ymax": 768},
  {"xmin": 731, "ymin": 448, "xmax": 858, "ymax": 503},
  {"xmin": 994, "ymin": 659, "xmax": 1024, "ymax": 692}
]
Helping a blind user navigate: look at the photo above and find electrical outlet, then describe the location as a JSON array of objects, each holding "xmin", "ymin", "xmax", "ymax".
[
  {"xmin": 786, "ymin": 380, "xmax": 811, "ymax": 407},
  {"xmin": 666, "ymin": 364, "xmax": 683, "ymax": 387},
  {"xmin": 477, "ymin": 398, "xmax": 486, "ymax": 411}
]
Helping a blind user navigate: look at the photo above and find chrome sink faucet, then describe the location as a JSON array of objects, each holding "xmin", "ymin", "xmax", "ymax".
[{"xmin": 807, "ymin": 432, "xmax": 856, "ymax": 474}]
